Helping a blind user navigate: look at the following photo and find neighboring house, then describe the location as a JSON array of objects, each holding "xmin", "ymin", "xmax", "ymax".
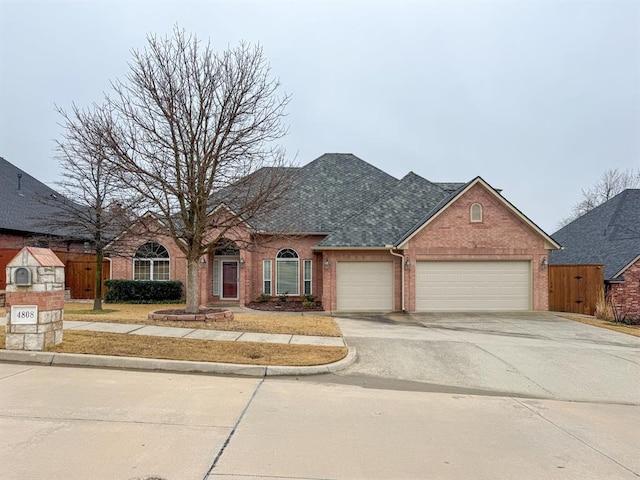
[
  {"xmin": 550, "ymin": 189, "xmax": 640, "ymax": 319},
  {"xmin": 0, "ymin": 157, "xmax": 101, "ymax": 297},
  {"xmin": 109, "ymin": 153, "xmax": 560, "ymax": 312}
]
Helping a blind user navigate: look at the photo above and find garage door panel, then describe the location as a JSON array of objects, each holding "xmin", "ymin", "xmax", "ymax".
[
  {"xmin": 416, "ymin": 261, "xmax": 530, "ymax": 311},
  {"xmin": 337, "ymin": 261, "xmax": 393, "ymax": 311}
]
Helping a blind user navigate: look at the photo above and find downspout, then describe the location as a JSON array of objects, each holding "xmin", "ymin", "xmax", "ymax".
[{"xmin": 388, "ymin": 248, "xmax": 406, "ymax": 312}]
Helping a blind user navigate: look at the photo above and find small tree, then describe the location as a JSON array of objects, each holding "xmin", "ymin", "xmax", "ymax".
[
  {"xmin": 94, "ymin": 28, "xmax": 294, "ymax": 313},
  {"xmin": 560, "ymin": 168, "xmax": 640, "ymax": 226},
  {"xmin": 50, "ymin": 105, "xmax": 136, "ymax": 310}
]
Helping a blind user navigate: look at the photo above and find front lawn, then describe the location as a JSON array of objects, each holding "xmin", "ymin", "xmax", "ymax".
[
  {"xmin": 63, "ymin": 302, "xmax": 341, "ymax": 336},
  {"xmin": 0, "ymin": 302, "xmax": 347, "ymax": 366}
]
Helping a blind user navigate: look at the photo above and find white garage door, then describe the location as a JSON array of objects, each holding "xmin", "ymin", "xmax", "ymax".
[
  {"xmin": 416, "ymin": 261, "xmax": 531, "ymax": 311},
  {"xmin": 337, "ymin": 261, "xmax": 394, "ymax": 311}
]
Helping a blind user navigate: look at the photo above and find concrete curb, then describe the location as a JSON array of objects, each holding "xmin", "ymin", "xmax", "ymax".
[{"xmin": 0, "ymin": 347, "xmax": 357, "ymax": 377}]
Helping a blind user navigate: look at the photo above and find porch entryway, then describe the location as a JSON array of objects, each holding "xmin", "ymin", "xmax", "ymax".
[
  {"xmin": 221, "ymin": 260, "xmax": 239, "ymax": 300},
  {"xmin": 212, "ymin": 238, "xmax": 241, "ymax": 302}
]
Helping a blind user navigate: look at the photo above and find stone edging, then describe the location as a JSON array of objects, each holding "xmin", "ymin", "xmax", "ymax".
[{"xmin": 147, "ymin": 309, "xmax": 234, "ymax": 322}]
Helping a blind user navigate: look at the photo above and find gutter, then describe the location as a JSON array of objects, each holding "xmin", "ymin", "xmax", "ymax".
[{"xmin": 387, "ymin": 246, "xmax": 406, "ymax": 312}]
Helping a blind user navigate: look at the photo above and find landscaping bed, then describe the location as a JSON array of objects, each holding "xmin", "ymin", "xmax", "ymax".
[{"xmin": 247, "ymin": 300, "xmax": 323, "ymax": 312}]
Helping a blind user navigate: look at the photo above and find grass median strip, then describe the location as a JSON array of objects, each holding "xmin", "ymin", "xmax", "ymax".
[
  {"xmin": 557, "ymin": 314, "xmax": 640, "ymax": 337},
  {"xmin": 0, "ymin": 329, "xmax": 347, "ymax": 366}
]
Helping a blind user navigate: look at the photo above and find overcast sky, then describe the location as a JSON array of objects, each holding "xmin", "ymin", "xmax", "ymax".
[{"xmin": 1, "ymin": 0, "xmax": 638, "ymax": 233}]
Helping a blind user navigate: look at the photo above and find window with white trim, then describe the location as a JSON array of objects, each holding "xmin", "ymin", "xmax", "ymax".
[
  {"xmin": 133, "ymin": 242, "xmax": 170, "ymax": 281},
  {"xmin": 213, "ymin": 260, "xmax": 220, "ymax": 295},
  {"xmin": 303, "ymin": 260, "xmax": 312, "ymax": 295},
  {"xmin": 470, "ymin": 203, "xmax": 483, "ymax": 223},
  {"xmin": 276, "ymin": 248, "xmax": 299, "ymax": 295},
  {"xmin": 263, "ymin": 260, "xmax": 272, "ymax": 295}
]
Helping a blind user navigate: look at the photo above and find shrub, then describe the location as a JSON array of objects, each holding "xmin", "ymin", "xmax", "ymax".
[
  {"xmin": 104, "ymin": 280, "xmax": 183, "ymax": 303},
  {"xmin": 278, "ymin": 292, "xmax": 289, "ymax": 304},
  {"xmin": 256, "ymin": 293, "xmax": 272, "ymax": 303},
  {"xmin": 594, "ymin": 291, "xmax": 614, "ymax": 322}
]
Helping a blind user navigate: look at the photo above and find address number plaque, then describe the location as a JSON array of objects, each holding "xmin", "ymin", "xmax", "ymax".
[{"xmin": 11, "ymin": 305, "xmax": 38, "ymax": 325}]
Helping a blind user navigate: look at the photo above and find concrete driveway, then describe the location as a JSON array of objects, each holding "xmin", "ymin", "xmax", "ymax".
[
  {"xmin": 331, "ymin": 312, "xmax": 640, "ymax": 404},
  {"xmin": 1, "ymin": 313, "xmax": 639, "ymax": 479}
]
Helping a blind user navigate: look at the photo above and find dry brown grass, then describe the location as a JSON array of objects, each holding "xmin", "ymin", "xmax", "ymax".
[
  {"xmin": 557, "ymin": 314, "xmax": 640, "ymax": 337},
  {"xmin": 0, "ymin": 327, "xmax": 346, "ymax": 366},
  {"xmin": 63, "ymin": 302, "xmax": 341, "ymax": 336},
  {"xmin": 46, "ymin": 331, "xmax": 347, "ymax": 366}
]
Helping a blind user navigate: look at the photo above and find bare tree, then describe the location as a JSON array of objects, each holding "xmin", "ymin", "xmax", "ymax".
[
  {"xmin": 560, "ymin": 168, "xmax": 640, "ymax": 226},
  {"xmin": 50, "ymin": 105, "xmax": 137, "ymax": 310},
  {"xmin": 92, "ymin": 28, "xmax": 294, "ymax": 313}
]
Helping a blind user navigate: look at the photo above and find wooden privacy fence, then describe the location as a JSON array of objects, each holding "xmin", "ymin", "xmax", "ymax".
[
  {"xmin": 548, "ymin": 264, "xmax": 604, "ymax": 316},
  {"xmin": 0, "ymin": 248, "xmax": 21, "ymax": 290},
  {"xmin": 0, "ymin": 249, "xmax": 109, "ymax": 299},
  {"xmin": 63, "ymin": 257, "xmax": 111, "ymax": 300}
]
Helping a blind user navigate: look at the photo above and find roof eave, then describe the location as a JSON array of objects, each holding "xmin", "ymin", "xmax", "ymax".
[
  {"xmin": 612, "ymin": 254, "xmax": 640, "ymax": 279},
  {"xmin": 313, "ymin": 245, "xmax": 394, "ymax": 251}
]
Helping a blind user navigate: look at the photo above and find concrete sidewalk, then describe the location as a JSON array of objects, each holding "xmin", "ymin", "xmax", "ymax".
[{"xmin": 63, "ymin": 320, "xmax": 346, "ymax": 347}]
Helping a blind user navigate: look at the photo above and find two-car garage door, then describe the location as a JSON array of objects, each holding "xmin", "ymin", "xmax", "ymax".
[
  {"xmin": 416, "ymin": 261, "xmax": 531, "ymax": 311},
  {"xmin": 335, "ymin": 260, "xmax": 531, "ymax": 312}
]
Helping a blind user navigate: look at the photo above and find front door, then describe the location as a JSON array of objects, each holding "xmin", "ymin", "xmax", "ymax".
[{"xmin": 222, "ymin": 261, "xmax": 239, "ymax": 299}]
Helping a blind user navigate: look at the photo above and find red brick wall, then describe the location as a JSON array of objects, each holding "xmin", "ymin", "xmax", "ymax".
[
  {"xmin": 5, "ymin": 290, "xmax": 65, "ymax": 311},
  {"xmin": 239, "ymin": 234, "xmax": 326, "ymax": 307},
  {"xmin": 405, "ymin": 183, "xmax": 551, "ymax": 311},
  {"xmin": 108, "ymin": 231, "xmax": 186, "ymax": 293},
  {"xmin": 0, "ymin": 232, "xmax": 85, "ymax": 252},
  {"xmin": 608, "ymin": 259, "xmax": 640, "ymax": 319}
]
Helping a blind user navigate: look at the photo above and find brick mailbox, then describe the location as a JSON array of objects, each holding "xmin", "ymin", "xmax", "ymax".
[{"xmin": 5, "ymin": 247, "xmax": 65, "ymax": 350}]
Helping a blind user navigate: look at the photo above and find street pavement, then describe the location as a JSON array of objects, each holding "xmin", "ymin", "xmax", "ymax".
[{"xmin": 1, "ymin": 312, "xmax": 639, "ymax": 479}]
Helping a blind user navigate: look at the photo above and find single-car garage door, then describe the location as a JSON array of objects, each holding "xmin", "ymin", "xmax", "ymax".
[
  {"xmin": 337, "ymin": 261, "xmax": 393, "ymax": 311},
  {"xmin": 416, "ymin": 261, "xmax": 531, "ymax": 311}
]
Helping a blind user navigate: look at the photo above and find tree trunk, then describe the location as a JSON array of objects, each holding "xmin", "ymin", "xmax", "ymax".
[
  {"xmin": 185, "ymin": 257, "xmax": 200, "ymax": 313},
  {"xmin": 93, "ymin": 250, "xmax": 103, "ymax": 311}
]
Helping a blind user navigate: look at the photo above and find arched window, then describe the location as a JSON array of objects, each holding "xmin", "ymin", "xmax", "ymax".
[
  {"xmin": 276, "ymin": 248, "xmax": 299, "ymax": 295},
  {"xmin": 470, "ymin": 203, "xmax": 483, "ymax": 223},
  {"xmin": 133, "ymin": 242, "xmax": 170, "ymax": 281}
]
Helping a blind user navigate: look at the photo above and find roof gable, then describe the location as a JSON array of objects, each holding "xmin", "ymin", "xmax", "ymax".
[
  {"xmin": 550, "ymin": 189, "xmax": 640, "ymax": 279},
  {"xmin": 396, "ymin": 177, "xmax": 560, "ymax": 250}
]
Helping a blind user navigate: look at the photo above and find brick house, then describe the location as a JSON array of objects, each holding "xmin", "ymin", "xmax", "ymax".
[
  {"xmin": 108, "ymin": 153, "xmax": 560, "ymax": 312},
  {"xmin": 550, "ymin": 189, "xmax": 640, "ymax": 320},
  {"xmin": 0, "ymin": 157, "xmax": 108, "ymax": 299},
  {"xmin": 0, "ymin": 157, "xmax": 89, "ymax": 289}
]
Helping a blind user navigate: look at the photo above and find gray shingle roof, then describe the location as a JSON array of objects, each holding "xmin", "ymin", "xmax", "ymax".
[
  {"xmin": 249, "ymin": 153, "xmax": 399, "ymax": 233},
  {"xmin": 0, "ymin": 156, "xmax": 75, "ymax": 237},
  {"xmin": 317, "ymin": 172, "xmax": 457, "ymax": 247},
  {"xmin": 210, "ymin": 153, "xmax": 553, "ymax": 251},
  {"xmin": 549, "ymin": 189, "xmax": 640, "ymax": 280}
]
